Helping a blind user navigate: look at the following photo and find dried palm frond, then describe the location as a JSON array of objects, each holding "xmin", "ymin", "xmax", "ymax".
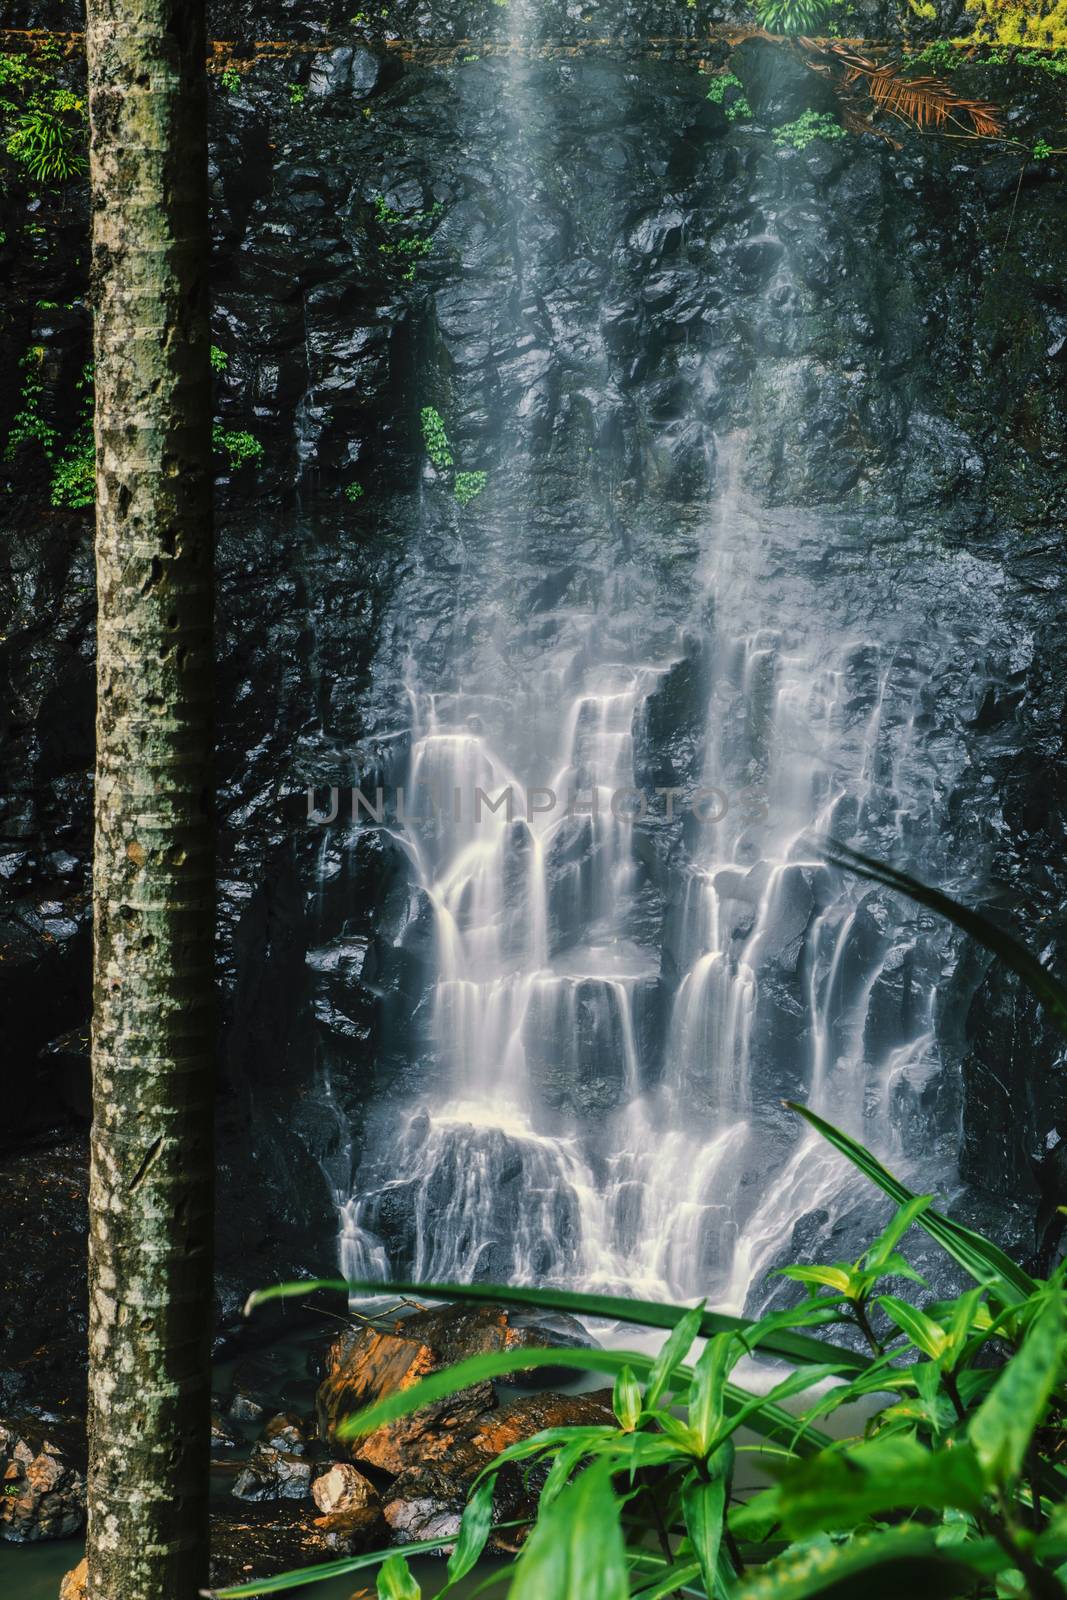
[{"xmin": 824, "ymin": 43, "xmax": 1005, "ymax": 138}]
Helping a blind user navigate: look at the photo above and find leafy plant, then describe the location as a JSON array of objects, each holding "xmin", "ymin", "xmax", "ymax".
[
  {"xmin": 221, "ymin": 65, "xmax": 241, "ymax": 94},
  {"xmin": 5, "ymin": 89, "xmax": 86, "ymax": 183},
  {"xmin": 756, "ymin": 0, "xmax": 845, "ymax": 34},
  {"xmin": 212, "ymin": 425, "xmax": 263, "ymax": 470},
  {"xmin": 453, "ymin": 470, "xmax": 486, "ymax": 506},
  {"xmin": 419, "ymin": 406, "xmax": 454, "ymax": 471},
  {"xmin": 344, "ymin": 480, "xmax": 365, "ymax": 501},
  {"xmin": 373, "ymin": 194, "xmax": 444, "ymax": 282},
  {"xmin": 773, "ymin": 109, "xmax": 847, "ymax": 149},
  {"xmin": 210, "ymin": 344, "xmax": 229, "ymax": 375},
  {"xmin": 1034, "ymin": 137, "xmax": 1053, "ymax": 158},
  {"xmin": 287, "ymin": 83, "xmax": 305, "ymax": 106},
  {"xmin": 4, "ymin": 345, "xmax": 58, "ymax": 460},
  {"xmin": 705, "ymin": 70, "xmax": 752, "ymax": 121},
  {"xmin": 50, "ymin": 360, "xmax": 94, "ymax": 509}
]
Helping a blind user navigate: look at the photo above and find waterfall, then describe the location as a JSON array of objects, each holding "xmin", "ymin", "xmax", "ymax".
[{"xmin": 335, "ymin": 12, "xmax": 984, "ymax": 1312}]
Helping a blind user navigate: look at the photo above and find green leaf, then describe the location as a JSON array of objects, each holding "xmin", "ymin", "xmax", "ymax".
[
  {"xmin": 690, "ymin": 1332, "xmax": 737, "ymax": 1452},
  {"xmin": 631, "ymin": 1561, "xmax": 704, "ymax": 1599},
  {"xmin": 613, "ymin": 1365, "xmax": 642, "ymax": 1432},
  {"xmin": 786, "ymin": 1104, "xmax": 1037, "ymax": 1305},
  {"xmin": 378, "ymin": 1553, "xmax": 420, "ymax": 1600},
  {"xmin": 816, "ymin": 840, "xmax": 1067, "ymax": 1040},
  {"xmin": 507, "ymin": 1460, "xmax": 628, "ymax": 1600},
  {"xmin": 244, "ymin": 1276, "xmax": 868, "ymax": 1371},
  {"xmin": 876, "ymin": 1295, "xmax": 949, "ymax": 1360},
  {"xmin": 683, "ymin": 1471, "xmax": 727, "ymax": 1595},
  {"xmin": 778, "ymin": 1265, "xmax": 853, "ymax": 1297},
  {"xmin": 748, "ymin": 1435, "xmax": 987, "ymax": 1538},
  {"xmin": 862, "ymin": 1196, "xmax": 932, "ymax": 1270},
  {"xmin": 724, "ymin": 1364, "xmax": 851, "ymax": 1444},
  {"xmin": 968, "ymin": 1295, "xmax": 1066, "ymax": 1488},
  {"xmin": 730, "ymin": 1526, "xmax": 1008, "ymax": 1600},
  {"xmin": 647, "ymin": 1302, "xmax": 706, "ymax": 1407},
  {"xmin": 441, "ymin": 1475, "xmax": 495, "ymax": 1592}
]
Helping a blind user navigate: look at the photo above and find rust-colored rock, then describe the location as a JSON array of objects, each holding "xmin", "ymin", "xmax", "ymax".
[
  {"xmin": 469, "ymin": 1389, "xmax": 615, "ymax": 1457},
  {"xmin": 59, "ymin": 1557, "xmax": 88, "ymax": 1600},
  {"xmin": 316, "ymin": 1321, "xmax": 494, "ymax": 1475}
]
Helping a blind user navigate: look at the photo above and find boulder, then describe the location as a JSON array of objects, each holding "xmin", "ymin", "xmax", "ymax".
[
  {"xmin": 60, "ymin": 1558, "xmax": 88, "ymax": 1600},
  {"xmin": 317, "ymin": 1302, "xmax": 600, "ymax": 1472},
  {"xmin": 209, "ymin": 1503, "xmax": 383, "ymax": 1590},
  {"xmin": 0, "ymin": 1412, "xmax": 86, "ymax": 1542},
  {"xmin": 232, "ymin": 1441, "xmax": 314, "ymax": 1503},
  {"xmin": 311, "ymin": 1461, "xmax": 379, "ymax": 1515}
]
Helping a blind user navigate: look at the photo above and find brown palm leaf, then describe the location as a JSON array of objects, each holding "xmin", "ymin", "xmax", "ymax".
[{"xmin": 828, "ymin": 44, "xmax": 1004, "ymax": 138}]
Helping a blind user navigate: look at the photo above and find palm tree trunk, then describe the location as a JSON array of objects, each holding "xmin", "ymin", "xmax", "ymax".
[{"xmin": 85, "ymin": 0, "xmax": 214, "ymax": 1595}]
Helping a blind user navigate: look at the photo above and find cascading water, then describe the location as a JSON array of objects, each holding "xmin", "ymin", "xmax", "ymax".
[{"xmin": 332, "ymin": 9, "xmax": 997, "ymax": 1313}]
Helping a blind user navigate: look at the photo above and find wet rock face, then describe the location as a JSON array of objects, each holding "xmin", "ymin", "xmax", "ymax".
[
  {"xmin": 0, "ymin": 1415, "xmax": 86, "ymax": 1543},
  {"xmin": 0, "ymin": 2, "xmax": 1065, "ymax": 1320}
]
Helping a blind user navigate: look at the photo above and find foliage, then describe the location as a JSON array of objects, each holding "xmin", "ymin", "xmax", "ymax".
[
  {"xmin": 287, "ymin": 83, "xmax": 305, "ymax": 106},
  {"xmin": 221, "ymin": 65, "xmax": 241, "ymax": 94},
  {"xmin": 755, "ymin": 0, "xmax": 840, "ymax": 34},
  {"xmin": 2, "ymin": 53, "xmax": 86, "ymax": 186},
  {"xmin": 50, "ymin": 361, "xmax": 94, "ymax": 509},
  {"xmin": 453, "ymin": 470, "xmax": 486, "ymax": 506},
  {"xmin": 50, "ymin": 445, "xmax": 94, "ymax": 508},
  {"xmin": 210, "ymin": 345, "xmax": 229, "ymax": 374},
  {"xmin": 706, "ymin": 71, "xmax": 752, "ymax": 121},
  {"xmin": 1034, "ymin": 137, "xmax": 1054, "ymax": 157},
  {"xmin": 344, "ymin": 480, "xmax": 365, "ymax": 501},
  {"xmin": 419, "ymin": 406, "xmax": 454, "ymax": 471},
  {"xmin": 213, "ymin": 425, "xmax": 264, "ymax": 470},
  {"xmin": 773, "ymin": 110, "xmax": 847, "ymax": 149},
  {"xmin": 4, "ymin": 345, "xmax": 58, "ymax": 460},
  {"xmin": 373, "ymin": 194, "xmax": 444, "ymax": 283}
]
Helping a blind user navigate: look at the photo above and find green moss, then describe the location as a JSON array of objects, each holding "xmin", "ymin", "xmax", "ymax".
[{"xmin": 961, "ymin": 0, "xmax": 1067, "ymax": 48}]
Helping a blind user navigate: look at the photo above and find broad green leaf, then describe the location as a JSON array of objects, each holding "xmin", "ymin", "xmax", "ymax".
[
  {"xmin": 245, "ymin": 1276, "xmax": 868, "ymax": 1371},
  {"xmin": 613, "ymin": 1365, "xmax": 642, "ymax": 1432},
  {"xmin": 647, "ymin": 1301, "xmax": 706, "ymax": 1407},
  {"xmin": 731, "ymin": 1525, "xmax": 1009, "ymax": 1600},
  {"xmin": 724, "ymin": 1364, "xmax": 850, "ymax": 1445},
  {"xmin": 862, "ymin": 1196, "xmax": 932, "ymax": 1270},
  {"xmin": 778, "ymin": 1265, "xmax": 852, "ymax": 1296},
  {"xmin": 750, "ymin": 1434, "xmax": 987, "ymax": 1537},
  {"xmin": 969, "ymin": 1295, "xmax": 1066, "ymax": 1488},
  {"xmin": 690, "ymin": 1332, "xmax": 738, "ymax": 1452},
  {"xmin": 876, "ymin": 1295, "xmax": 949, "ymax": 1360},
  {"xmin": 336, "ymin": 1346, "xmax": 652, "ymax": 1440},
  {"xmin": 441, "ymin": 1475, "xmax": 495, "ymax": 1592},
  {"xmin": 787, "ymin": 1104, "xmax": 1036, "ymax": 1305},
  {"xmin": 631, "ymin": 1560, "xmax": 704, "ymax": 1599},
  {"xmin": 201, "ymin": 1536, "xmax": 464, "ymax": 1597},
  {"xmin": 378, "ymin": 1553, "xmax": 420, "ymax": 1600},
  {"xmin": 683, "ymin": 1471, "xmax": 728, "ymax": 1595},
  {"xmin": 507, "ymin": 1459, "xmax": 628, "ymax": 1600}
]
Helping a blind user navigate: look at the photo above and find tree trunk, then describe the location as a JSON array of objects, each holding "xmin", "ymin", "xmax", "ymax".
[{"xmin": 85, "ymin": 1, "xmax": 214, "ymax": 1595}]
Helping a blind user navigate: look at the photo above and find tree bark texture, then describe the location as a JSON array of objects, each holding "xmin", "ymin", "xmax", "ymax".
[{"xmin": 86, "ymin": 1, "xmax": 214, "ymax": 1595}]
